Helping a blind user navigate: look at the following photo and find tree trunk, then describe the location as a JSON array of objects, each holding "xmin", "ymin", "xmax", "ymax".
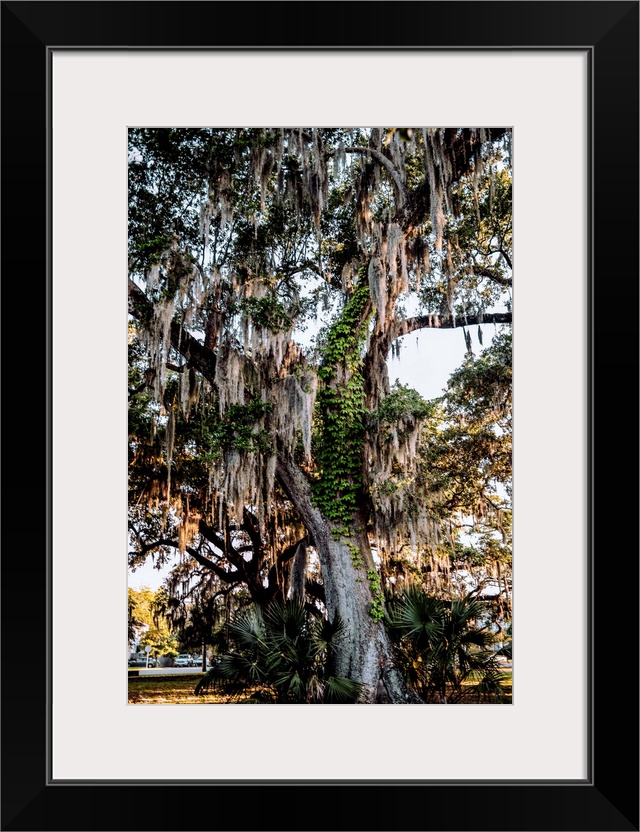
[
  {"xmin": 288, "ymin": 540, "xmax": 307, "ymax": 602},
  {"xmin": 276, "ymin": 451, "xmax": 421, "ymax": 704}
]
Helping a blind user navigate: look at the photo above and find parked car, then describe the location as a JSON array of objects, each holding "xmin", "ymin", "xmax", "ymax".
[
  {"xmin": 128, "ymin": 653, "xmax": 157, "ymax": 667},
  {"xmin": 190, "ymin": 655, "xmax": 202, "ymax": 667},
  {"xmin": 174, "ymin": 653, "xmax": 192, "ymax": 667}
]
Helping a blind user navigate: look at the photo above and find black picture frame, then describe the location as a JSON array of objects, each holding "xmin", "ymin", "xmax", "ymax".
[{"xmin": 2, "ymin": 2, "xmax": 638, "ymax": 830}]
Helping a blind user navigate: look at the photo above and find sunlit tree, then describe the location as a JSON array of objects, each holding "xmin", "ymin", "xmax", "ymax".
[{"xmin": 128, "ymin": 127, "xmax": 512, "ymax": 701}]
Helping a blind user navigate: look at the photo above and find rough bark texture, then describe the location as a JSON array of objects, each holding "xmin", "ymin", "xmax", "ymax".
[
  {"xmin": 276, "ymin": 450, "xmax": 421, "ymax": 704},
  {"xmin": 288, "ymin": 540, "xmax": 307, "ymax": 602}
]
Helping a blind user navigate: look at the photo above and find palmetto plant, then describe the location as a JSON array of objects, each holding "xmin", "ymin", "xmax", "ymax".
[
  {"xmin": 387, "ymin": 586, "xmax": 509, "ymax": 703},
  {"xmin": 195, "ymin": 599, "xmax": 365, "ymax": 703},
  {"xmin": 496, "ymin": 621, "xmax": 513, "ymax": 661}
]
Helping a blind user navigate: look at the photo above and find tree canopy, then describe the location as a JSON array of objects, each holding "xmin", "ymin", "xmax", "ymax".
[{"xmin": 128, "ymin": 127, "xmax": 512, "ymax": 702}]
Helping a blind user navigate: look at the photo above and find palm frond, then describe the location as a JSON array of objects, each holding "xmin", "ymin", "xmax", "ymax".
[
  {"xmin": 496, "ymin": 639, "xmax": 512, "ymax": 660},
  {"xmin": 264, "ymin": 598, "xmax": 307, "ymax": 642},
  {"xmin": 387, "ymin": 586, "xmax": 511, "ymax": 703},
  {"xmin": 323, "ymin": 675, "xmax": 365, "ymax": 704},
  {"xmin": 228, "ymin": 607, "xmax": 267, "ymax": 649},
  {"xmin": 459, "ymin": 630, "xmax": 496, "ymax": 652},
  {"xmin": 239, "ymin": 689, "xmax": 277, "ymax": 704},
  {"xmin": 312, "ymin": 614, "xmax": 346, "ymax": 654},
  {"xmin": 194, "ymin": 666, "xmax": 220, "ymax": 695},
  {"xmin": 286, "ymin": 671, "xmax": 305, "ymax": 701},
  {"xmin": 196, "ymin": 599, "xmax": 365, "ymax": 703},
  {"xmin": 387, "ymin": 587, "xmax": 444, "ymax": 650},
  {"xmin": 471, "ymin": 670, "xmax": 510, "ymax": 703}
]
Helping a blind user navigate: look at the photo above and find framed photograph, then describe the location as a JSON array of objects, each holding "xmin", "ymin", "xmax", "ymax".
[{"xmin": 2, "ymin": 2, "xmax": 637, "ymax": 830}]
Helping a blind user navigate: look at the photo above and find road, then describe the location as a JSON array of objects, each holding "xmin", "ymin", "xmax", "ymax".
[{"xmin": 130, "ymin": 666, "xmax": 205, "ymax": 676}]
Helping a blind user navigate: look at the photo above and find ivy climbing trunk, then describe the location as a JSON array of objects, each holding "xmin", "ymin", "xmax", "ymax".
[
  {"xmin": 276, "ymin": 450, "xmax": 419, "ymax": 704},
  {"xmin": 276, "ymin": 278, "xmax": 420, "ymax": 703},
  {"xmin": 128, "ymin": 128, "xmax": 513, "ymax": 706}
]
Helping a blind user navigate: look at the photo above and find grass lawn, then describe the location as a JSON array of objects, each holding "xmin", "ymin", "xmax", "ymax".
[
  {"xmin": 128, "ymin": 674, "xmax": 228, "ymax": 704},
  {"xmin": 129, "ymin": 673, "xmax": 512, "ymax": 704}
]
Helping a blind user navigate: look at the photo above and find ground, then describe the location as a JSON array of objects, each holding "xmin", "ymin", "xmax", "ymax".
[
  {"xmin": 128, "ymin": 673, "xmax": 512, "ymax": 704},
  {"xmin": 128, "ymin": 674, "xmax": 227, "ymax": 704}
]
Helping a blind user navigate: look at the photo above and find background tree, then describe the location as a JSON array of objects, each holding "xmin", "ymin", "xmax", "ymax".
[
  {"xmin": 128, "ymin": 586, "xmax": 178, "ymax": 659},
  {"xmin": 128, "ymin": 127, "xmax": 512, "ymax": 702},
  {"xmin": 389, "ymin": 333, "xmax": 513, "ymax": 615}
]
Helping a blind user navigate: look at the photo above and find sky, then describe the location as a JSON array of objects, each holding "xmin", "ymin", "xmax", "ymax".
[{"xmin": 128, "ymin": 322, "xmax": 497, "ymax": 591}]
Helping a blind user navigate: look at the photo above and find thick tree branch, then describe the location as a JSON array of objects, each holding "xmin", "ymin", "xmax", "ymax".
[
  {"xmin": 185, "ymin": 546, "xmax": 242, "ymax": 584},
  {"xmin": 198, "ymin": 520, "xmax": 226, "ymax": 555},
  {"xmin": 278, "ymin": 536, "xmax": 309, "ymax": 565},
  {"xmin": 129, "ymin": 533, "xmax": 241, "ymax": 585},
  {"xmin": 128, "ymin": 278, "xmax": 217, "ymax": 383},
  {"xmin": 403, "ymin": 128, "xmax": 509, "ymax": 233},
  {"xmin": 470, "ymin": 266, "xmax": 512, "ymax": 287},
  {"xmin": 198, "ymin": 520, "xmax": 248, "ymax": 575},
  {"xmin": 344, "ymin": 146, "xmax": 408, "ymax": 208},
  {"xmin": 281, "ymin": 260, "xmax": 326, "ymax": 281},
  {"xmin": 129, "ymin": 536, "xmax": 177, "ymax": 558},
  {"xmin": 242, "ymin": 507, "xmax": 264, "ymax": 555},
  {"xmin": 275, "ymin": 440, "xmax": 329, "ymax": 549},
  {"xmin": 392, "ymin": 311, "xmax": 511, "ymax": 340},
  {"xmin": 499, "ymin": 247, "xmax": 512, "ymax": 270}
]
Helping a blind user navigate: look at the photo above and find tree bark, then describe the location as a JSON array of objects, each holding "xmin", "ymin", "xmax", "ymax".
[
  {"xmin": 288, "ymin": 540, "xmax": 307, "ymax": 602},
  {"xmin": 276, "ymin": 449, "xmax": 421, "ymax": 703}
]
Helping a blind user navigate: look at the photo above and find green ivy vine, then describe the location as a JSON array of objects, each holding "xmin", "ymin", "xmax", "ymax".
[
  {"xmin": 366, "ymin": 569, "xmax": 385, "ymax": 622},
  {"xmin": 311, "ymin": 278, "xmax": 386, "ymax": 622},
  {"xmin": 312, "ymin": 281, "xmax": 370, "ymax": 528}
]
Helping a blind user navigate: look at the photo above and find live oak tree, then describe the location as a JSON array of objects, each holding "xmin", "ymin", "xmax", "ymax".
[{"xmin": 128, "ymin": 127, "xmax": 512, "ymax": 702}]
